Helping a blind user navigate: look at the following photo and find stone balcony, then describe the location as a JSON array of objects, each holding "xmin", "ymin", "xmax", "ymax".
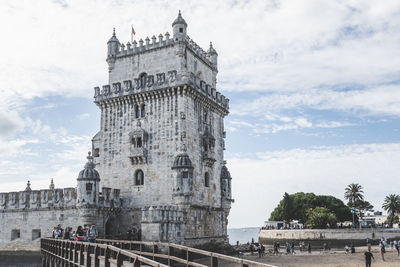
[
  {"xmin": 129, "ymin": 146, "xmax": 147, "ymax": 165},
  {"xmin": 202, "ymin": 150, "xmax": 216, "ymax": 167}
]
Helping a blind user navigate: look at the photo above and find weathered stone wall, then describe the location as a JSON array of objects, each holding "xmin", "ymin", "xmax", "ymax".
[
  {"xmin": 259, "ymin": 229, "xmax": 400, "ymax": 247},
  {"xmin": 0, "ymin": 184, "xmax": 121, "ymax": 250},
  {"xmin": 0, "ymin": 208, "xmax": 80, "ymax": 250}
]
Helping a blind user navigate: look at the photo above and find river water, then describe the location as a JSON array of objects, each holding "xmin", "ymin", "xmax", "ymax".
[{"xmin": 227, "ymin": 227, "xmax": 260, "ymax": 245}]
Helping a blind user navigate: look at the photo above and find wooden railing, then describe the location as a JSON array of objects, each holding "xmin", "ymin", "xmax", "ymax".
[
  {"xmin": 96, "ymin": 239, "xmax": 276, "ymax": 267},
  {"xmin": 41, "ymin": 238, "xmax": 277, "ymax": 267},
  {"xmin": 41, "ymin": 238, "xmax": 167, "ymax": 267}
]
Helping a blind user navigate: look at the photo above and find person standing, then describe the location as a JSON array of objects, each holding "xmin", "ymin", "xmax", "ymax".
[
  {"xmin": 379, "ymin": 241, "xmax": 385, "ymax": 261},
  {"xmin": 127, "ymin": 227, "xmax": 133, "ymax": 241},
  {"xmin": 257, "ymin": 244, "xmax": 262, "ymax": 258},
  {"xmin": 307, "ymin": 243, "xmax": 311, "ymax": 254},
  {"xmin": 364, "ymin": 247, "xmax": 374, "ymax": 267},
  {"xmin": 88, "ymin": 225, "xmax": 97, "ymax": 243},
  {"xmin": 75, "ymin": 226, "xmax": 85, "ymax": 242}
]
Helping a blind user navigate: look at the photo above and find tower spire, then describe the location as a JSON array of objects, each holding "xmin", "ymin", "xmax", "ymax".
[
  {"xmin": 49, "ymin": 178, "xmax": 55, "ymax": 190},
  {"xmin": 25, "ymin": 180, "xmax": 32, "ymax": 192}
]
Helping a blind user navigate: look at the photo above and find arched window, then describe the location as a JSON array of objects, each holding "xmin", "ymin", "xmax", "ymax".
[
  {"xmin": 140, "ymin": 104, "xmax": 146, "ymax": 118},
  {"xmin": 204, "ymin": 172, "xmax": 210, "ymax": 187},
  {"xmin": 132, "ymin": 137, "xmax": 137, "ymax": 147},
  {"xmin": 136, "ymin": 137, "xmax": 142, "ymax": 148},
  {"xmin": 135, "ymin": 169, "xmax": 144, "ymax": 186},
  {"xmin": 135, "ymin": 105, "xmax": 140, "ymax": 118},
  {"xmin": 139, "ymin": 73, "xmax": 147, "ymax": 89}
]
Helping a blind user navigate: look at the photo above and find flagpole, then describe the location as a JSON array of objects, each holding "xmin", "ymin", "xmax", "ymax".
[{"xmin": 131, "ymin": 24, "xmax": 133, "ymax": 44}]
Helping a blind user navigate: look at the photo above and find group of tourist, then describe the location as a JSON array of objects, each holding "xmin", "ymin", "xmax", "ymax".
[
  {"xmin": 126, "ymin": 227, "xmax": 142, "ymax": 241},
  {"xmin": 52, "ymin": 224, "xmax": 98, "ymax": 243}
]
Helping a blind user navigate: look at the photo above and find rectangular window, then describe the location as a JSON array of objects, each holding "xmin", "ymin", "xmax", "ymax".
[
  {"xmin": 182, "ymin": 171, "xmax": 189, "ymax": 179},
  {"xmin": 86, "ymin": 183, "xmax": 93, "ymax": 192},
  {"xmin": 11, "ymin": 229, "xmax": 20, "ymax": 241},
  {"xmin": 32, "ymin": 229, "xmax": 41, "ymax": 240}
]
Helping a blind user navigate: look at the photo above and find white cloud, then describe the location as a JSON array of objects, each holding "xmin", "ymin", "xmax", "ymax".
[
  {"xmin": 227, "ymin": 143, "xmax": 400, "ymax": 228},
  {"xmin": 76, "ymin": 113, "xmax": 90, "ymax": 120},
  {"xmin": 232, "ymin": 84, "xmax": 400, "ymax": 118},
  {"xmin": 227, "ymin": 117, "xmax": 353, "ymax": 134}
]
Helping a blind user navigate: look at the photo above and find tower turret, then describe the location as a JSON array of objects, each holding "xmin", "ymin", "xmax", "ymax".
[
  {"xmin": 207, "ymin": 42, "xmax": 218, "ymax": 69},
  {"xmin": 172, "ymin": 10, "xmax": 187, "ymax": 41},
  {"xmin": 107, "ymin": 28, "xmax": 120, "ymax": 70},
  {"xmin": 77, "ymin": 152, "xmax": 100, "ymax": 206}
]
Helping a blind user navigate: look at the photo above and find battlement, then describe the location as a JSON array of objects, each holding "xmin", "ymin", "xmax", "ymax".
[
  {"xmin": 0, "ymin": 186, "xmax": 121, "ymax": 211},
  {"xmin": 110, "ymin": 33, "xmax": 216, "ymax": 70},
  {"xmin": 93, "ymin": 69, "xmax": 229, "ymax": 111},
  {"xmin": 115, "ymin": 32, "xmax": 173, "ymax": 58}
]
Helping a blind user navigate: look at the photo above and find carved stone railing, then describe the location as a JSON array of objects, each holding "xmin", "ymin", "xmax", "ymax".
[
  {"xmin": 202, "ymin": 151, "xmax": 216, "ymax": 167},
  {"xmin": 129, "ymin": 146, "xmax": 147, "ymax": 165}
]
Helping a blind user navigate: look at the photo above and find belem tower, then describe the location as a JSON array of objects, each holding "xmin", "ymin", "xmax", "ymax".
[{"xmin": 0, "ymin": 12, "xmax": 233, "ymax": 249}]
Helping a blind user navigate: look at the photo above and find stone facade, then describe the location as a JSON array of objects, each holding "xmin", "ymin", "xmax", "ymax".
[
  {"xmin": 92, "ymin": 12, "xmax": 233, "ymax": 245},
  {"xmin": 0, "ymin": 12, "xmax": 233, "ymax": 250}
]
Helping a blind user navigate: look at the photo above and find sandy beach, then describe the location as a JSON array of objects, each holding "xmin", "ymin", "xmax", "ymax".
[{"xmin": 240, "ymin": 247, "xmax": 400, "ymax": 267}]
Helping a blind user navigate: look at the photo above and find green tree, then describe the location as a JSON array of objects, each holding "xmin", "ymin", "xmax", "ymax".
[
  {"xmin": 282, "ymin": 192, "xmax": 294, "ymax": 224},
  {"xmin": 306, "ymin": 207, "xmax": 338, "ymax": 229},
  {"xmin": 344, "ymin": 183, "xmax": 364, "ymax": 208},
  {"xmin": 382, "ymin": 194, "xmax": 400, "ymax": 227},
  {"xmin": 269, "ymin": 192, "xmax": 352, "ymax": 223}
]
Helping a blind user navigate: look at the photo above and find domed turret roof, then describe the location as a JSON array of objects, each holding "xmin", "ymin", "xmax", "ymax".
[
  {"xmin": 207, "ymin": 42, "xmax": 217, "ymax": 55},
  {"xmin": 172, "ymin": 10, "xmax": 187, "ymax": 27},
  {"xmin": 78, "ymin": 152, "xmax": 100, "ymax": 180},
  {"xmin": 107, "ymin": 28, "xmax": 120, "ymax": 44},
  {"xmin": 172, "ymin": 153, "xmax": 193, "ymax": 169}
]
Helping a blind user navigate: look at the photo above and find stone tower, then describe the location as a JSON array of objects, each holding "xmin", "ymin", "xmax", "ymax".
[{"xmin": 92, "ymin": 12, "xmax": 233, "ymax": 245}]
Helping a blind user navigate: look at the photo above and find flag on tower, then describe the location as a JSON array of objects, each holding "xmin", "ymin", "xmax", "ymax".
[{"xmin": 131, "ymin": 25, "xmax": 136, "ymax": 43}]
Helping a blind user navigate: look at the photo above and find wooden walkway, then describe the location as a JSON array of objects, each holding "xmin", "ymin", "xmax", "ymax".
[{"xmin": 41, "ymin": 238, "xmax": 277, "ymax": 267}]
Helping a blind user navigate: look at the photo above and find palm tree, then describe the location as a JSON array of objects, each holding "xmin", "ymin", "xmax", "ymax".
[
  {"xmin": 344, "ymin": 183, "xmax": 364, "ymax": 207},
  {"xmin": 382, "ymin": 194, "xmax": 400, "ymax": 227}
]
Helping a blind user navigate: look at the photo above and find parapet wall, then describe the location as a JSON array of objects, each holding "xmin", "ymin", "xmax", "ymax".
[
  {"xmin": 113, "ymin": 33, "xmax": 215, "ymax": 70},
  {"xmin": 94, "ymin": 70, "xmax": 229, "ymax": 111},
  {"xmin": 259, "ymin": 229, "xmax": 400, "ymax": 247},
  {"xmin": 0, "ymin": 187, "xmax": 121, "ymax": 211}
]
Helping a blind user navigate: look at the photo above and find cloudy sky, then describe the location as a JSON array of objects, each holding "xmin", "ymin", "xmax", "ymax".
[{"xmin": 0, "ymin": 0, "xmax": 400, "ymax": 229}]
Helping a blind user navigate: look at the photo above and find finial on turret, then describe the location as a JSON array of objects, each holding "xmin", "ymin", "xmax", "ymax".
[
  {"xmin": 25, "ymin": 180, "xmax": 32, "ymax": 192},
  {"xmin": 49, "ymin": 178, "xmax": 55, "ymax": 190},
  {"xmin": 87, "ymin": 151, "xmax": 93, "ymax": 162},
  {"xmin": 113, "ymin": 27, "xmax": 116, "ymax": 36}
]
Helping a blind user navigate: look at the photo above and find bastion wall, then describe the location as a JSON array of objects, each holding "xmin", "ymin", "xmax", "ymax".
[{"xmin": 259, "ymin": 229, "xmax": 400, "ymax": 247}]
